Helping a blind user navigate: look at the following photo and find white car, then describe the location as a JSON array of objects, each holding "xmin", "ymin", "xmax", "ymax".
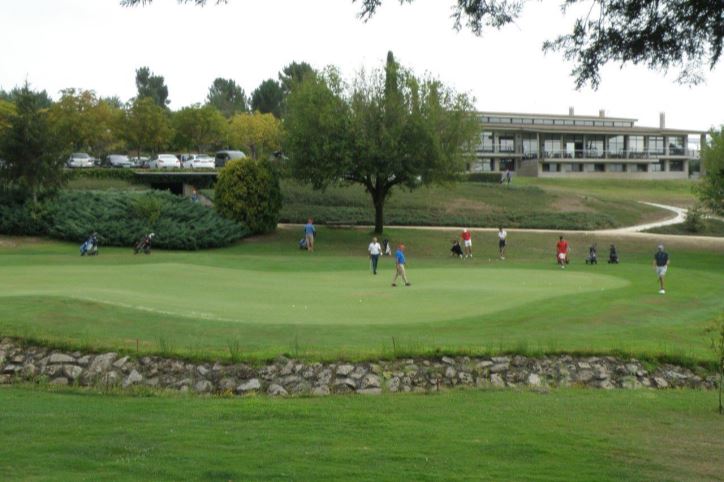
[
  {"xmin": 181, "ymin": 154, "xmax": 215, "ymax": 169},
  {"xmin": 106, "ymin": 154, "xmax": 133, "ymax": 168},
  {"xmin": 66, "ymin": 152, "xmax": 94, "ymax": 168},
  {"xmin": 148, "ymin": 154, "xmax": 181, "ymax": 169}
]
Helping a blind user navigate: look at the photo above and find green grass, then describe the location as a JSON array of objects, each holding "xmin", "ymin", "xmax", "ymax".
[
  {"xmin": 646, "ymin": 218, "xmax": 724, "ymax": 237},
  {"xmin": 1, "ymin": 227, "xmax": 721, "ymax": 362},
  {"xmin": 1, "ymin": 386, "xmax": 722, "ymax": 481}
]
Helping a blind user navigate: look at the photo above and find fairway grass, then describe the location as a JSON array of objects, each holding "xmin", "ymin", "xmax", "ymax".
[
  {"xmin": 1, "ymin": 386, "xmax": 722, "ymax": 481},
  {"xmin": 0, "ymin": 228, "xmax": 721, "ymax": 362}
]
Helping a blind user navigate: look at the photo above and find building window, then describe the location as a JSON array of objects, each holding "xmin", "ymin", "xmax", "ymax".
[
  {"xmin": 594, "ymin": 163, "xmax": 605, "ymax": 172},
  {"xmin": 668, "ymin": 136, "xmax": 684, "ymax": 155},
  {"xmin": 608, "ymin": 135, "xmax": 624, "ymax": 158},
  {"xmin": 499, "ymin": 159, "xmax": 515, "ymax": 171},
  {"xmin": 479, "ymin": 159, "xmax": 492, "ymax": 172},
  {"xmin": 669, "ymin": 160, "xmax": 684, "ymax": 171},
  {"xmin": 543, "ymin": 163, "xmax": 559, "ymax": 172},
  {"xmin": 635, "ymin": 163, "xmax": 648, "ymax": 172},
  {"xmin": 648, "ymin": 136, "xmax": 664, "ymax": 155},
  {"xmin": 499, "ymin": 136, "xmax": 515, "ymax": 153},
  {"xmin": 480, "ymin": 132, "xmax": 493, "ymax": 152},
  {"xmin": 651, "ymin": 161, "xmax": 664, "ymax": 172},
  {"xmin": 522, "ymin": 135, "xmax": 538, "ymax": 159},
  {"xmin": 563, "ymin": 163, "xmax": 583, "ymax": 172},
  {"xmin": 585, "ymin": 136, "xmax": 605, "ymax": 158},
  {"xmin": 608, "ymin": 163, "xmax": 624, "ymax": 172},
  {"xmin": 544, "ymin": 136, "xmax": 562, "ymax": 158},
  {"xmin": 628, "ymin": 136, "xmax": 644, "ymax": 158}
]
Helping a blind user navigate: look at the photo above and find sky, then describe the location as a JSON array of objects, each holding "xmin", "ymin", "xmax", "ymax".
[{"xmin": 1, "ymin": 0, "xmax": 722, "ymax": 133}]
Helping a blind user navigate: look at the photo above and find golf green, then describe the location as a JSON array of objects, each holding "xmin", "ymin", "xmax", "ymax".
[{"xmin": 0, "ymin": 262, "xmax": 627, "ymax": 326}]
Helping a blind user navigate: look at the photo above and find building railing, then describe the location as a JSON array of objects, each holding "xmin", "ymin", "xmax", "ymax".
[{"xmin": 476, "ymin": 147, "xmax": 699, "ymax": 159}]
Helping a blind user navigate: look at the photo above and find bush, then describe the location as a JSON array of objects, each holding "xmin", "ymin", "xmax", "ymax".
[
  {"xmin": 0, "ymin": 189, "xmax": 249, "ymax": 250},
  {"xmin": 684, "ymin": 203, "xmax": 706, "ymax": 233},
  {"xmin": 466, "ymin": 173, "xmax": 501, "ymax": 183},
  {"xmin": 64, "ymin": 168, "xmax": 137, "ymax": 183},
  {"xmin": 215, "ymin": 159, "xmax": 282, "ymax": 234}
]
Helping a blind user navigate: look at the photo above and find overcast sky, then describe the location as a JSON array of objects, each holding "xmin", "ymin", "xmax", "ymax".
[{"xmin": 1, "ymin": 0, "xmax": 722, "ymax": 132}]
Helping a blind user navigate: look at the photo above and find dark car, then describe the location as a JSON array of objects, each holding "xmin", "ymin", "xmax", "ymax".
[
  {"xmin": 215, "ymin": 150, "xmax": 246, "ymax": 168},
  {"xmin": 105, "ymin": 154, "xmax": 133, "ymax": 168}
]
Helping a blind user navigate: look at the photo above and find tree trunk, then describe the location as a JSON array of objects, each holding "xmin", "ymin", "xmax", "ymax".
[{"xmin": 372, "ymin": 190, "xmax": 385, "ymax": 234}]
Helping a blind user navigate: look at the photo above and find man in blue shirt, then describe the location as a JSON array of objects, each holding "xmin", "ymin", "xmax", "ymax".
[
  {"xmin": 304, "ymin": 218, "xmax": 316, "ymax": 252},
  {"xmin": 392, "ymin": 244, "xmax": 411, "ymax": 287},
  {"xmin": 653, "ymin": 244, "xmax": 669, "ymax": 294}
]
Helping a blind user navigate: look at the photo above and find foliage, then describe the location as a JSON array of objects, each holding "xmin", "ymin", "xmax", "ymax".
[
  {"xmin": 122, "ymin": 97, "xmax": 173, "ymax": 157},
  {"xmin": 215, "ymin": 158, "xmax": 282, "ymax": 233},
  {"xmin": 356, "ymin": 0, "xmax": 723, "ymax": 89},
  {"xmin": 0, "ymin": 99, "xmax": 15, "ymax": 136},
  {"xmin": 206, "ymin": 77, "xmax": 248, "ymax": 117},
  {"xmin": 64, "ymin": 168, "xmax": 137, "ymax": 183},
  {"xmin": 0, "ymin": 85, "xmax": 66, "ymax": 203},
  {"xmin": 47, "ymin": 89, "xmax": 125, "ymax": 158},
  {"xmin": 285, "ymin": 52, "xmax": 480, "ymax": 232},
  {"xmin": 172, "ymin": 104, "xmax": 228, "ymax": 152},
  {"xmin": 0, "ymin": 188, "xmax": 51, "ymax": 235},
  {"xmin": 683, "ymin": 203, "xmax": 705, "ymax": 233},
  {"xmin": 135, "ymin": 66, "xmax": 170, "ymax": 107},
  {"xmin": 0, "ymin": 85, "xmax": 53, "ymax": 108},
  {"xmin": 228, "ymin": 111, "xmax": 282, "ymax": 160},
  {"xmin": 250, "ymin": 79, "xmax": 284, "ymax": 118},
  {"xmin": 705, "ymin": 315, "xmax": 724, "ymax": 414},
  {"xmin": 696, "ymin": 126, "xmax": 724, "ymax": 216},
  {"xmin": 467, "ymin": 172, "xmax": 501, "ymax": 183}
]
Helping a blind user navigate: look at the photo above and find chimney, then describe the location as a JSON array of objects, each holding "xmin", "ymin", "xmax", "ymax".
[
  {"xmin": 599, "ymin": 109, "xmax": 606, "ymax": 118},
  {"xmin": 659, "ymin": 112, "xmax": 666, "ymax": 128},
  {"xmin": 568, "ymin": 106, "xmax": 574, "ymax": 116}
]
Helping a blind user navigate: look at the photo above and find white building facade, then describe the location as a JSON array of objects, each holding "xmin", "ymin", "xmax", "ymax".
[{"xmin": 471, "ymin": 110, "xmax": 704, "ymax": 179}]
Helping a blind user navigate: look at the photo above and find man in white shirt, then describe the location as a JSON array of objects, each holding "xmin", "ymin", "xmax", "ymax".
[
  {"xmin": 498, "ymin": 227, "xmax": 507, "ymax": 260},
  {"xmin": 368, "ymin": 237, "xmax": 382, "ymax": 275}
]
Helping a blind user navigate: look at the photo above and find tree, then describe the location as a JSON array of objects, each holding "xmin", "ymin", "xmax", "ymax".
[
  {"xmin": 279, "ymin": 61, "xmax": 315, "ymax": 97},
  {"xmin": 206, "ymin": 78, "xmax": 248, "ymax": 118},
  {"xmin": 123, "ymin": 0, "xmax": 723, "ymax": 89},
  {"xmin": 122, "ymin": 97, "xmax": 173, "ymax": 157},
  {"xmin": 0, "ymin": 85, "xmax": 65, "ymax": 204},
  {"xmin": 697, "ymin": 126, "xmax": 724, "ymax": 216},
  {"xmin": 215, "ymin": 158, "xmax": 282, "ymax": 234},
  {"xmin": 135, "ymin": 66, "xmax": 170, "ymax": 107},
  {"xmin": 228, "ymin": 112, "xmax": 282, "ymax": 160},
  {"xmin": 47, "ymin": 89, "xmax": 125, "ymax": 158},
  {"xmin": 0, "ymin": 99, "xmax": 14, "ymax": 138},
  {"xmin": 172, "ymin": 104, "xmax": 228, "ymax": 152},
  {"xmin": 250, "ymin": 79, "xmax": 283, "ymax": 118},
  {"xmin": 285, "ymin": 52, "xmax": 480, "ymax": 233},
  {"xmin": 0, "ymin": 86, "xmax": 53, "ymax": 108}
]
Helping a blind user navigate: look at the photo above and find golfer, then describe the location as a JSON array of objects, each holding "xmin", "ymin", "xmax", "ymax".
[
  {"xmin": 368, "ymin": 237, "xmax": 382, "ymax": 275},
  {"xmin": 556, "ymin": 235, "xmax": 569, "ymax": 268},
  {"xmin": 498, "ymin": 227, "xmax": 507, "ymax": 259},
  {"xmin": 653, "ymin": 244, "xmax": 669, "ymax": 294},
  {"xmin": 461, "ymin": 228, "xmax": 473, "ymax": 259},
  {"xmin": 392, "ymin": 244, "xmax": 411, "ymax": 287},
  {"xmin": 304, "ymin": 218, "xmax": 316, "ymax": 252}
]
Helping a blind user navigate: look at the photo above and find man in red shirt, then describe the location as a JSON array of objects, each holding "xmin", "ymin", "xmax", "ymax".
[
  {"xmin": 556, "ymin": 235, "xmax": 569, "ymax": 268},
  {"xmin": 461, "ymin": 228, "xmax": 473, "ymax": 259}
]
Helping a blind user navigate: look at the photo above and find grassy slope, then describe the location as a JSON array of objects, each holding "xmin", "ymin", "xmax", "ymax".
[
  {"xmin": 646, "ymin": 218, "xmax": 724, "ymax": 237},
  {"xmin": 1, "ymin": 228, "xmax": 721, "ymax": 362},
  {"xmin": 1, "ymin": 387, "xmax": 722, "ymax": 481}
]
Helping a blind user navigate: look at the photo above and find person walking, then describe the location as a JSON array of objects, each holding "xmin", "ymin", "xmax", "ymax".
[
  {"xmin": 461, "ymin": 228, "xmax": 473, "ymax": 259},
  {"xmin": 498, "ymin": 226, "xmax": 507, "ymax": 259},
  {"xmin": 653, "ymin": 244, "xmax": 669, "ymax": 294},
  {"xmin": 368, "ymin": 236, "xmax": 382, "ymax": 275},
  {"xmin": 556, "ymin": 235, "xmax": 569, "ymax": 268},
  {"xmin": 392, "ymin": 244, "xmax": 411, "ymax": 287},
  {"xmin": 304, "ymin": 218, "xmax": 316, "ymax": 252}
]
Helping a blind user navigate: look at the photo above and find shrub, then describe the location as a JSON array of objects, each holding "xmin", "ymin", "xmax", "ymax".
[
  {"xmin": 466, "ymin": 173, "xmax": 501, "ymax": 183},
  {"xmin": 0, "ymin": 189, "xmax": 249, "ymax": 250},
  {"xmin": 64, "ymin": 168, "xmax": 137, "ymax": 183},
  {"xmin": 684, "ymin": 203, "xmax": 706, "ymax": 233},
  {"xmin": 215, "ymin": 159, "xmax": 282, "ymax": 234}
]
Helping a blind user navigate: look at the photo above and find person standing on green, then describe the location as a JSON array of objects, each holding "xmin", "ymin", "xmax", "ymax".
[
  {"xmin": 653, "ymin": 244, "xmax": 669, "ymax": 294},
  {"xmin": 304, "ymin": 218, "xmax": 316, "ymax": 252},
  {"xmin": 392, "ymin": 244, "xmax": 411, "ymax": 287}
]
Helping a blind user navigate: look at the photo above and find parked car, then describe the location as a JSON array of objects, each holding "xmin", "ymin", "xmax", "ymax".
[
  {"xmin": 181, "ymin": 154, "xmax": 215, "ymax": 169},
  {"xmin": 66, "ymin": 152, "xmax": 94, "ymax": 168},
  {"xmin": 105, "ymin": 154, "xmax": 133, "ymax": 168},
  {"xmin": 215, "ymin": 150, "xmax": 246, "ymax": 168},
  {"xmin": 130, "ymin": 156, "xmax": 150, "ymax": 168},
  {"xmin": 148, "ymin": 154, "xmax": 181, "ymax": 169}
]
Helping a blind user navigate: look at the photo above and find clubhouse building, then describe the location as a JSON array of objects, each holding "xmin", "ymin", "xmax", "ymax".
[{"xmin": 471, "ymin": 109, "xmax": 705, "ymax": 179}]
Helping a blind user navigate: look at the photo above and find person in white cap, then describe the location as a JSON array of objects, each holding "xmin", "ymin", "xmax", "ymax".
[
  {"xmin": 653, "ymin": 244, "xmax": 669, "ymax": 294},
  {"xmin": 461, "ymin": 228, "xmax": 473, "ymax": 259}
]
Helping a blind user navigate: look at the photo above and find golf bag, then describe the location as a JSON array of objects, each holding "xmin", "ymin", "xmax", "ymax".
[
  {"xmin": 80, "ymin": 234, "xmax": 98, "ymax": 256},
  {"xmin": 298, "ymin": 238, "xmax": 307, "ymax": 250},
  {"xmin": 382, "ymin": 239, "xmax": 391, "ymax": 256},
  {"xmin": 134, "ymin": 233, "xmax": 155, "ymax": 255},
  {"xmin": 585, "ymin": 245, "xmax": 598, "ymax": 264},
  {"xmin": 608, "ymin": 245, "xmax": 619, "ymax": 264},
  {"xmin": 451, "ymin": 241, "xmax": 464, "ymax": 258}
]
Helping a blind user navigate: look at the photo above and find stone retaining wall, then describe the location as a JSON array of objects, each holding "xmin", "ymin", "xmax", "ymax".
[{"xmin": 0, "ymin": 338, "xmax": 717, "ymax": 396}]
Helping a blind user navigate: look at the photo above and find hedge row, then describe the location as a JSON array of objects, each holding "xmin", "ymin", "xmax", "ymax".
[
  {"xmin": 64, "ymin": 168, "xmax": 138, "ymax": 183},
  {"xmin": 0, "ymin": 190, "xmax": 248, "ymax": 250},
  {"xmin": 466, "ymin": 173, "xmax": 502, "ymax": 183}
]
